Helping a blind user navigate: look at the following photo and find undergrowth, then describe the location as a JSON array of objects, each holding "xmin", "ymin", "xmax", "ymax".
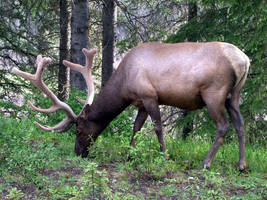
[{"xmin": 0, "ymin": 113, "xmax": 266, "ymax": 199}]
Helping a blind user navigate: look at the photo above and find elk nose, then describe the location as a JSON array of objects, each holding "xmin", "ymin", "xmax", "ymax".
[
  {"xmin": 74, "ymin": 140, "xmax": 82, "ymax": 155},
  {"xmin": 75, "ymin": 140, "xmax": 89, "ymax": 158},
  {"xmin": 81, "ymin": 149, "xmax": 89, "ymax": 158}
]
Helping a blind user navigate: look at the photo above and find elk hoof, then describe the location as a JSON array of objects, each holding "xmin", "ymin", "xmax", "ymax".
[
  {"xmin": 198, "ymin": 163, "xmax": 210, "ymax": 170},
  {"xmin": 238, "ymin": 161, "xmax": 246, "ymax": 172},
  {"xmin": 161, "ymin": 154, "xmax": 169, "ymax": 160}
]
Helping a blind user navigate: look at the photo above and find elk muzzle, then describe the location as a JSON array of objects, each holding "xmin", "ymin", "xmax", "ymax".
[{"xmin": 75, "ymin": 138, "xmax": 89, "ymax": 158}]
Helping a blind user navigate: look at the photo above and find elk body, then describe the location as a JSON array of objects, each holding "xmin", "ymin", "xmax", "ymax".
[{"xmin": 12, "ymin": 42, "xmax": 250, "ymax": 170}]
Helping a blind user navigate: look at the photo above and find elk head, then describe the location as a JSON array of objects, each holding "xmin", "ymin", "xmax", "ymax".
[{"xmin": 12, "ymin": 48, "xmax": 97, "ymax": 157}]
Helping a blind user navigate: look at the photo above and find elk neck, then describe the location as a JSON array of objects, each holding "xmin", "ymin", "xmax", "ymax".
[{"xmin": 86, "ymin": 70, "xmax": 130, "ymax": 134}]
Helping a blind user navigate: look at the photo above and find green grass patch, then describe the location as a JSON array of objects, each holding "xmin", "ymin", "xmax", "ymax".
[{"xmin": 0, "ymin": 117, "xmax": 266, "ymax": 199}]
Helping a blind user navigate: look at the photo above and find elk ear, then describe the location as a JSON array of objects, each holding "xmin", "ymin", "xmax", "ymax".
[
  {"xmin": 84, "ymin": 104, "xmax": 91, "ymax": 113},
  {"xmin": 81, "ymin": 104, "xmax": 91, "ymax": 119}
]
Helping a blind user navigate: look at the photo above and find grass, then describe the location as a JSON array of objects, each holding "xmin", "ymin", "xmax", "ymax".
[{"xmin": 0, "ymin": 116, "xmax": 266, "ymax": 199}]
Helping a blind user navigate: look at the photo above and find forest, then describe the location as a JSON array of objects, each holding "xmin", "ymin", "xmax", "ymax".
[{"xmin": 0, "ymin": 0, "xmax": 266, "ymax": 199}]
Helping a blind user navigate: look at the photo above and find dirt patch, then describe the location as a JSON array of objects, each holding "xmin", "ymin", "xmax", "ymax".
[
  {"xmin": 227, "ymin": 186, "xmax": 250, "ymax": 196},
  {"xmin": 41, "ymin": 166, "xmax": 83, "ymax": 177},
  {"xmin": 62, "ymin": 166, "xmax": 83, "ymax": 176}
]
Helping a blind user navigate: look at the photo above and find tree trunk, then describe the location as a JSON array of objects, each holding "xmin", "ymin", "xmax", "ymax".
[
  {"xmin": 181, "ymin": 1, "xmax": 197, "ymax": 140},
  {"xmin": 70, "ymin": 0, "xmax": 89, "ymax": 90},
  {"xmin": 58, "ymin": 0, "xmax": 70, "ymax": 101},
  {"xmin": 101, "ymin": 0, "xmax": 115, "ymax": 87},
  {"xmin": 187, "ymin": 1, "xmax": 197, "ymax": 41},
  {"xmin": 181, "ymin": 110, "xmax": 193, "ymax": 140}
]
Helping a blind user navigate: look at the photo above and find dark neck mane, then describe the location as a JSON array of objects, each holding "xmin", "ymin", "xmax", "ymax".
[{"xmin": 88, "ymin": 71, "xmax": 129, "ymax": 131}]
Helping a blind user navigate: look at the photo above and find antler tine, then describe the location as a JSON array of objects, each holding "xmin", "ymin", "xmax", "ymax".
[
  {"xmin": 63, "ymin": 48, "xmax": 96, "ymax": 105},
  {"xmin": 83, "ymin": 48, "xmax": 97, "ymax": 68},
  {"xmin": 12, "ymin": 55, "xmax": 77, "ymax": 132},
  {"xmin": 28, "ymin": 101, "xmax": 59, "ymax": 113},
  {"xmin": 34, "ymin": 117, "xmax": 75, "ymax": 133}
]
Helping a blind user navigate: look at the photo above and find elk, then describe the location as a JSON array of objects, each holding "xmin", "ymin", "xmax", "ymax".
[{"xmin": 12, "ymin": 42, "xmax": 250, "ymax": 170}]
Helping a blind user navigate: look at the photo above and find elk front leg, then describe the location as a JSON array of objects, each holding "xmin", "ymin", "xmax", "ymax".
[
  {"xmin": 142, "ymin": 98, "xmax": 167, "ymax": 158},
  {"xmin": 130, "ymin": 107, "xmax": 148, "ymax": 147}
]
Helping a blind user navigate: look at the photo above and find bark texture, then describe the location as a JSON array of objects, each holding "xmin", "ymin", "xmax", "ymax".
[
  {"xmin": 70, "ymin": 0, "xmax": 89, "ymax": 90},
  {"xmin": 101, "ymin": 0, "xmax": 115, "ymax": 87},
  {"xmin": 58, "ymin": 0, "xmax": 70, "ymax": 101},
  {"xmin": 187, "ymin": 1, "xmax": 197, "ymax": 41},
  {"xmin": 182, "ymin": 1, "xmax": 198, "ymax": 139}
]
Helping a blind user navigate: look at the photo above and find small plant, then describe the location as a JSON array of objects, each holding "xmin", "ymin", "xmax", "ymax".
[
  {"xmin": 7, "ymin": 187, "xmax": 24, "ymax": 200},
  {"xmin": 70, "ymin": 162, "xmax": 114, "ymax": 200}
]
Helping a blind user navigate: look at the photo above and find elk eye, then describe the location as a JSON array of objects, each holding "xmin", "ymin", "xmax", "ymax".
[{"xmin": 76, "ymin": 130, "xmax": 81, "ymax": 135}]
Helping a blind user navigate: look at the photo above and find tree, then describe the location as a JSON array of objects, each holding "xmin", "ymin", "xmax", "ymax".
[
  {"xmin": 70, "ymin": 0, "xmax": 89, "ymax": 91},
  {"xmin": 187, "ymin": 0, "xmax": 197, "ymax": 42},
  {"xmin": 101, "ymin": 0, "xmax": 115, "ymax": 87},
  {"xmin": 115, "ymin": 0, "xmax": 187, "ymax": 52},
  {"xmin": 181, "ymin": 0, "xmax": 198, "ymax": 140},
  {"xmin": 0, "ymin": 0, "xmax": 59, "ymax": 102},
  {"xmin": 58, "ymin": 0, "xmax": 70, "ymax": 100}
]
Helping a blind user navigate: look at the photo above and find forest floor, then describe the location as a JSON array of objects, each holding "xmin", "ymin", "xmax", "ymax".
[
  {"xmin": 0, "ymin": 161, "xmax": 266, "ymax": 200},
  {"xmin": 0, "ymin": 117, "xmax": 266, "ymax": 199}
]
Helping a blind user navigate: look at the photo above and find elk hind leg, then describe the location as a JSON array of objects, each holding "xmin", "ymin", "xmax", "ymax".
[
  {"xmin": 200, "ymin": 95, "xmax": 230, "ymax": 169},
  {"xmin": 225, "ymin": 93, "xmax": 246, "ymax": 171}
]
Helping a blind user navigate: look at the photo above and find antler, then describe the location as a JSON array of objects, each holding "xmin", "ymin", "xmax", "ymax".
[
  {"xmin": 63, "ymin": 48, "xmax": 96, "ymax": 105},
  {"xmin": 12, "ymin": 55, "xmax": 77, "ymax": 132},
  {"xmin": 11, "ymin": 49, "xmax": 96, "ymax": 132}
]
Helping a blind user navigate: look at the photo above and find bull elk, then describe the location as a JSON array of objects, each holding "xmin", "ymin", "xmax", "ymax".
[{"xmin": 12, "ymin": 42, "xmax": 250, "ymax": 170}]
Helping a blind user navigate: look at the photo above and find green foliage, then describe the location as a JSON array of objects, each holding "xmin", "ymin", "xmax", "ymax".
[
  {"xmin": 0, "ymin": 117, "xmax": 75, "ymax": 185},
  {"xmin": 126, "ymin": 125, "xmax": 172, "ymax": 179},
  {"xmin": 0, "ymin": 0, "xmax": 60, "ymax": 100},
  {"xmin": 7, "ymin": 187, "xmax": 24, "ymax": 200},
  {"xmin": 69, "ymin": 162, "xmax": 115, "ymax": 200},
  {"xmin": 116, "ymin": 0, "xmax": 186, "ymax": 53},
  {"xmin": 0, "ymin": 115, "xmax": 266, "ymax": 199}
]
